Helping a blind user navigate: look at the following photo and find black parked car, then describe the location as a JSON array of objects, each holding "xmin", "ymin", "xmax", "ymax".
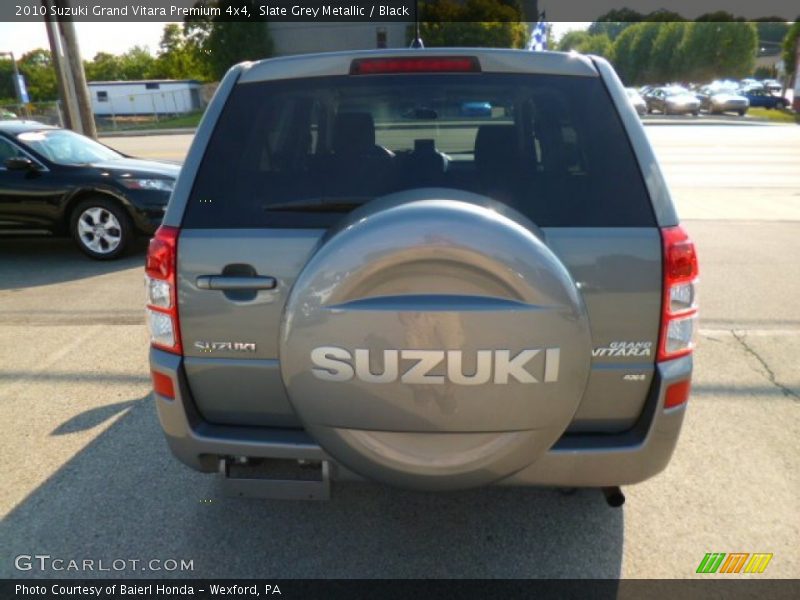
[{"xmin": 0, "ymin": 120, "xmax": 179, "ymax": 259}]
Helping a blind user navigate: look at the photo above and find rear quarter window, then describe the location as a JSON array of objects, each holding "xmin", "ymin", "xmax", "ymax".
[{"xmin": 183, "ymin": 72, "xmax": 655, "ymax": 229}]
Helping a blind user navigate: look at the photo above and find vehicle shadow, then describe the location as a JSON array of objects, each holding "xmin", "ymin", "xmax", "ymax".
[
  {"xmin": 1, "ymin": 393, "xmax": 624, "ymax": 579},
  {"xmin": 0, "ymin": 236, "xmax": 148, "ymax": 290}
]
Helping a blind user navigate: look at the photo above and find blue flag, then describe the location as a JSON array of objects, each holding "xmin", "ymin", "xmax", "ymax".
[{"xmin": 527, "ymin": 20, "xmax": 548, "ymax": 51}]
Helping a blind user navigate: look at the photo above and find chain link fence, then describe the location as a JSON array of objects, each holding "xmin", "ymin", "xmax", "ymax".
[
  {"xmin": 1, "ymin": 83, "xmax": 217, "ymax": 133},
  {"xmin": 0, "ymin": 101, "xmax": 64, "ymax": 126},
  {"xmin": 91, "ymin": 84, "xmax": 216, "ymax": 132}
]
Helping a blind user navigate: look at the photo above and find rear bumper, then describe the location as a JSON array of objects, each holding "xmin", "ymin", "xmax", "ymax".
[{"xmin": 151, "ymin": 349, "xmax": 691, "ymax": 488}]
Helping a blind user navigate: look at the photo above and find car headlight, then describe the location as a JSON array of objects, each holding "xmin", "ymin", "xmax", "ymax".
[{"xmin": 119, "ymin": 178, "xmax": 175, "ymax": 192}]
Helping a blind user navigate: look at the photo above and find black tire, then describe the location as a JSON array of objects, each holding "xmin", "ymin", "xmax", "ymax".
[
  {"xmin": 692, "ymin": 111, "xmax": 699, "ymax": 117},
  {"xmin": 69, "ymin": 196, "xmax": 134, "ymax": 260},
  {"xmin": 738, "ymin": 109, "xmax": 746, "ymax": 117}
]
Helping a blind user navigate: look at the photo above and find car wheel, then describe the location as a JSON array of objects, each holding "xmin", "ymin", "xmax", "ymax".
[
  {"xmin": 70, "ymin": 197, "xmax": 133, "ymax": 260},
  {"xmin": 692, "ymin": 111, "xmax": 699, "ymax": 117},
  {"xmin": 737, "ymin": 110, "xmax": 746, "ymax": 117}
]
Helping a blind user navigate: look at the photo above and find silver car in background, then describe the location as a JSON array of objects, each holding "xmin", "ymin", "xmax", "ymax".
[
  {"xmin": 645, "ymin": 86, "xmax": 701, "ymax": 116},
  {"xmin": 625, "ymin": 87, "xmax": 647, "ymax": 116},
  {"xmin": 699, "ymin": 87, "xmax": 749, "ymax": 116}
]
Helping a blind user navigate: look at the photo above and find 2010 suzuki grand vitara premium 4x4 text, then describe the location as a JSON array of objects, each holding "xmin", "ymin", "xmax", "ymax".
[{"xmin": 146, "ymin": 49, "xmax": 698, "ymax": 501}]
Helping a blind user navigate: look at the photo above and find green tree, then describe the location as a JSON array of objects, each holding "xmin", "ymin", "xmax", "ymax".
[
  {"xmin": 782, "ymin": 19, "xmax": 800, "ymax": 85},
  {"xmin": 694, "ymin": 11, "xmax": 742, "ymax": 23},
  {"xmin": 610, "ymin": 25, "xmax": 639, "ymax": 83},
  {"xmin": 117, "ymin": 46, "xmax": 158, "ymax": 80},
  {"xmin": 18, "ymin": 49, "xmax": 58, "ymax": 101},
  {"xmin": 156, "ymin": 24, "xmax": 209, "ymax": 81},
  {"xmin": 579, "ymin": 34, "xmax": 612, "ymax": 58},
  {"xmin": 650, "ymin": 22, "xmax": 689, "ymax": 83},
  {"xmin": 557, "ymin": 31, "xmax": 612, "ymax": 58},
  {"xmin": 646, "ymin": 10, "xmax": 685, "ymax": 22},
  {"xmin": 417, "ymin": 0, "xmax": 528, "ymax": 49},
  {"xmin": 84, "ymin": 52, "xmax": 123, "ymax": 82},
  {"xmin": 628, "ymin": 22, "xmax": 663, "ymax": 84},
  {"xmin": 557, "ymin": 30, "xmax": 590, "ymax": 51},
  {"xmin": 679, "ymin": 21, "xmax": 758, "ymax": 82},
  {"xmin": 0, "ymin": 58, "xmax": 16, "ymax": 102},
  {"xmin": 588, "ymin": 9, "xmax": 644, "ymax": 41},
  {"xmin": 183, "ymin": 1, "xmax": 273, "ymax": 81},
  {"xmin": 754, "ymin": 19, "xmax": 790, "ymax": 45}
]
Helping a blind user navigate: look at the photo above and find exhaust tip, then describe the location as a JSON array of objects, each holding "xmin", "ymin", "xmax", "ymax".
[{"xmin": 602, "ymin": 486, "xmax": 625, "ymax": 508}]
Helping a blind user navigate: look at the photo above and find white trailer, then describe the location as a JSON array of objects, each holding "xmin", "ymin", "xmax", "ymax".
[{"xmin": 87, "ymin": 80, "xmax": 203, "ymax": 117}]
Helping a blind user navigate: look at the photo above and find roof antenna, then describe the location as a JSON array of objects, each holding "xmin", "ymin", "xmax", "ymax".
[{"xmin": 410, "ymin": 0, "xmax": 424, "ymax": 48}]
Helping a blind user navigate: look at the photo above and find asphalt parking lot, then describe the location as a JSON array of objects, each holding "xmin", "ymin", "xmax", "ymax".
[{"xmin": 1, "ymin": 123, "xmax": 798, "ymax": 579}]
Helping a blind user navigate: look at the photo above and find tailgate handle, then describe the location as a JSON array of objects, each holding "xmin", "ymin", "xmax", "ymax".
[{"xmin": 196, "ymin": 275, "xmax": 276, "ymax": 291}]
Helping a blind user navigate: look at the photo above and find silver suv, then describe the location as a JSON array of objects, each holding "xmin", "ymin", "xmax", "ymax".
[{"xmin": 147, "ymin": 49, "xmax": 699, "ymax": 501}]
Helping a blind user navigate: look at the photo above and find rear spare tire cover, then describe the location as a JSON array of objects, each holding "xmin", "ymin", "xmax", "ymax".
[{"xmin": 280, "ymin": 189, "xmax": 591, "ymax": 490}]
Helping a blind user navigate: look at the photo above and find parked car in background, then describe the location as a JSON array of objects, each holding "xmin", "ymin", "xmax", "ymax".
[
  {"xmin": 625, "ymin": 87, "xmax": 647, "ymax": 116},
  {"xmin": 697, "ymin": 87, "xmax": 749, "ymax": 116},
  {"xmin": 761, "ymin": 79, "xmax": 782, "ymax": 93},
  {"xmin": 646, "ymin": 86, "xmax": 700, "ymax": 116},
  {"xmin": 0, "ymin": 120, "xmax": 180, "ymax": 259},
  {"xmin": 1, "ymin": 109, "xmax": 17, "ymax": 120},
  {"xmin": 741, "ymin": 88, "xmax": 789, "ymax": 110},
  {"xmin": 460, "ymin": 101, "xmax": 492, "ymax": 117}
]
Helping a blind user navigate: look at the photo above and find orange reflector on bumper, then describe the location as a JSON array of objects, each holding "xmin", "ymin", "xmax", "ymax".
[
  {"xmin": 665, "ymin": 380, "xmax": 691, "ymax": 409},
  {"xmin": 152, "ymin": 370, "xmax": 175, "ymax": 399}
]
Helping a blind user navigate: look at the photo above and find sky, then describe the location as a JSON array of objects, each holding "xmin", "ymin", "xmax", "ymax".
[
  {"xmin": 0, "ymin": 21, "xmax": 590, "ymax": 59},
  {"xmin": 0, "ymin": 22, "xmax": 177, "ymax": 58}
]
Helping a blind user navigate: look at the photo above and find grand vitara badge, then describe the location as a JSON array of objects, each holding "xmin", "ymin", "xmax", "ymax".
[
  {"xmin": 310, "ymin": 347, "xmax": 561, "ymax": 385},
  {"xmin": 592, "ymin": 341, "xmax": 652, "ymax": 358}
]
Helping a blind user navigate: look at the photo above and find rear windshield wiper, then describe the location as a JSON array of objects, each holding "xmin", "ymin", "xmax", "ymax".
[{"xmin": 263, "ymin": 197, "xmax": 372, "ymax": 213}]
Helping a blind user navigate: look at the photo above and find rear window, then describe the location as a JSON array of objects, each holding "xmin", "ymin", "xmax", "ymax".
[{"xmin": 183, "ymin": 72, "xmax": 655, "ymax": 228}]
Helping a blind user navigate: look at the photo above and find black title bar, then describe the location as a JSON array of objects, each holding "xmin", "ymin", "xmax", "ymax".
[
  {"xmin": 3, "ymin": 579, "xmax": 800, "ymax": 600},
  {"xmin": 2, "ymin": 0, "xmax": 799, "ymax": 23}
]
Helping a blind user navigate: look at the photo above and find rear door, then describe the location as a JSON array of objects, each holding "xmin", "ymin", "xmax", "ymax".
[{"xmin": 176, "ymin": 66, "xmax": 663, "ymax": 433}]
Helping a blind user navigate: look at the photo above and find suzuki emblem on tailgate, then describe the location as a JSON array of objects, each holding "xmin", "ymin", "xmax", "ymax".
[
  {"xmin": 310, "ymin": 347, "xmax": 560, "ymax": 385},
  {"xmin": 195, "ymin": 341, "xmax": 257, "ymax": 353}
]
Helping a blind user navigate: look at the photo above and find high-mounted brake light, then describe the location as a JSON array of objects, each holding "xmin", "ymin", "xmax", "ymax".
[
  {"xmin": 350, "ymin": 56, "xmax": 480, "ymax": 75},
  {"xmin": 658, "ymin": 226, "xmax": 699, "ymax": 362},
  {"xmin": 145, "ymin": 226, "xmax": 182, "ymax": 354}
]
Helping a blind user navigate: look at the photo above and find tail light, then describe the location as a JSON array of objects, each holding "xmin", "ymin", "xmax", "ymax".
[
  {"xmin": 145, "ymin": 226, "xmax": 181, "ymax": 355},
  {"xmin": 658, "ymin": 225, "xmax": 699, "ymax": 362},
  {"xmin": 350, "ymin": 56, "xmax": 480, "ymax": 75}
]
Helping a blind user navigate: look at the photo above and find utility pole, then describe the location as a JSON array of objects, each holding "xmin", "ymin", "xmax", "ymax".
[
  {"xmin": 40, "ymin": 0, "xmax": 96, "ymax": 138},
  {"xmin": 42, "ymin": 1, "xmax": 74, "ymax": 129},
  {"xmin": 58, "ymin": 6, "xmax": 96, "ymax": 138}
]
